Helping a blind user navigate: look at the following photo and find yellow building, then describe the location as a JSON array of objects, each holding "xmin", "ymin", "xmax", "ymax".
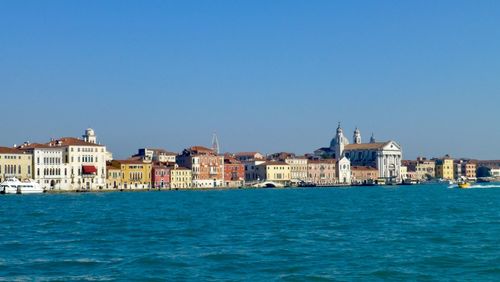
[
  {"xmin": 257, "ymin": 161, "xmax": 291, "ymax": 184},
  {"xmin": 436, "ymin": 158, "xmax": 454, "ymax": 180},
  {"xmin": 111, "ymin": 160, "xmax": 151, "ymax": 189},
  {"xmin": 170, "ymin": 167, "xmax": 192, "ymax": 189},
  {"xmin": 0, "ymin": 147, "xmax": 33, "ymax": 182},
  {"xmin": 106, "ymin": 164, "xmax": 123, "ymax": 189}
]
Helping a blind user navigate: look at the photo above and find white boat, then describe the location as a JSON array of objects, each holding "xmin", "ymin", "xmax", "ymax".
[{"xmin": 0, "ymin": 178, "xmax": 44, "ymax": 194}]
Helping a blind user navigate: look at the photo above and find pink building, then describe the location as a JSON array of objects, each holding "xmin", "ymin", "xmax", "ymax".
[{"xmin": 152, "ymin": 162, "xmax": 173, "ymax": 189}]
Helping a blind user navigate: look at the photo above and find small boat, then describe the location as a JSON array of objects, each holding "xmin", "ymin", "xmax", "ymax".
[
  {"xmin": 0, "ymin": 178, "xmax": 44, "ymax": 194},
  {"xmin": 0, "ymin": 178, "xmax": 19, "ymax": 194},
  {"xmin": 458, "ymin": 181, "xmax": 471, "ymax": 189}
]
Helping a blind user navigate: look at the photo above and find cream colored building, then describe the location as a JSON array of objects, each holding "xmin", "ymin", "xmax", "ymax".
[
  {"xmin": 256, "ymin": 161, "xmax": 291, "ymax": 184},
  {"xmin": 285, "ymin": 157, "xmax": 308, "ymax": 182},
  {"xmin": 17, "ymin": 129, "xmax": 111, "ymax": 191},
  {"xmin": 106, "ymin": 165, "xmax": 123, "ymax": 189},
  {"xmin": 170, "ymin": 167, "xmax": 192, "ymax": 189},
  {"xmin": 0, "ymin": 147, "xmax": 33, "ymax": 182},
  {"xmin": 436, "ymin": 157, "xmax": 454, "ymax": 180}
]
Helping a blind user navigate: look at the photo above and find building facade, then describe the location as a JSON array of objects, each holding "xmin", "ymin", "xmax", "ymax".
[
  {"xmin": 306, "ymin": 159, "xmax": 336, "ymax": 186},
  {"xmin": 17, "ymin": 129, "xmax": 110, "ymax": 191},
  {"xmin": 337, "ymin": 157, "xmax": 352, "ymax": 184},
  {"xmin": 285, "ymin": 157, "xmax": 308, "ymax": 182},
  {"xmin": 243, "ymin": 160, "xmax": 266, "ymax": 182},
  {"xmin": 319, "ymin": 124, "xmax": 402, "ymax": 183},
  {"xmin": 152, "ymin": 163, "xmax": 172, "ymax": 189},
  {"xmin": 111, "ymin": 160, "xmax": 152, "ymax": 189},
  {"xmin": 177, "ymin": 146, "xmax": 224, "ymax": 188},
  {"xmin": 256, "ymin": 161, "xmax": 291, "ymax": 184},
  {"xmin": 435, "ymin": 157, "xmax": 454, "ymax": 180},
  {"xmin": 0, "ymin": 147, "xmax": 33, "ymax": 182},
  {"xmin": 224, "ymin": 157, "xmax": 245, "ymax": 188},
  {"xmin": 170, "ymin": 167, "xmax": 192, "ymax": 189},
  {"xmin": 352, "ymin": 166, "xmax": 379, "ymax": 184}
]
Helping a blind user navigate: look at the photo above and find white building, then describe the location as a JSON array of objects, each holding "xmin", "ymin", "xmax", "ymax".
[
  {"xmin": 18, "ymin": 129, "xmax": 111, "ymax": 191},
  {"xmin": 319, "ymin": 123, "xmax": 403, "ymax": 183},
  {"xmin": 135, "ymin": 148, "xmax": 176, "ymax": 163},
  {"xmin": 337, "ymin": 157, "xmax": 352, "ymax": 184}
]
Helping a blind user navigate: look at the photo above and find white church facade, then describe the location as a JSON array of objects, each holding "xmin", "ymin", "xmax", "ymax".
[{"xmin": 315, "ymin": 124, "xmax": 403, "ymax": 183}]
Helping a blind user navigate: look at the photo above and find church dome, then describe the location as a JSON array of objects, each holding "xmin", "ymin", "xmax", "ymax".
[{"xmin": 330, "ymin": 135, "xmax": 350, "ymax": 148}]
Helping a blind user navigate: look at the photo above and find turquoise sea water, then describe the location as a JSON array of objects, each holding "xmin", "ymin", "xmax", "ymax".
[{"xmin": 1, "ymin": 184, "xmax": 499, "ymax": 281}]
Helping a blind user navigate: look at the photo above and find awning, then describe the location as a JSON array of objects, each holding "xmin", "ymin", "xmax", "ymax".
[{"xmin": 82, "ymin": 165, "xmax": 97, "ymax": 174}]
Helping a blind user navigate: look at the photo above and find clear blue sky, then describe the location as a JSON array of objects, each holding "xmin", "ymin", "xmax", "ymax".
[{"xmin": 1, "ymin": 1, "xmax": 499, "ymax": 159}]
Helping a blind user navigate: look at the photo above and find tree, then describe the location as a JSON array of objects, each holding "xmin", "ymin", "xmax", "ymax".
[{"xmin": 476, "ymin": 166, "xmax": 492, "ymax": 178}]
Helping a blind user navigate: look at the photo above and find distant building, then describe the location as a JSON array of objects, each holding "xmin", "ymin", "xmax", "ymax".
[
  {"xmin": 306, "ymin": 159, "xmax": 336, "ymax": 186},
  {"xmin": 317, "ymin": 124, "xmax": 402, "ymax": 182},
  {"xmin": 170, "ymin": 167, "xmax": 192, "ymax": 189},
  {"xmin": 106, "ymin": 164, "xmax": 123, "ymax": 189},
  {"xmin": 177, "ymin": 146, "xmax": 224, "ymax": 188},
  {"xmin": 110, "ymin": 159, "xmax": 152, "ymax": 189},
  {"xmin": 0, "ymin": 147, "xmax": 33, "ymax": 182},
  {"xmin": 404, "ymin": 157, "xmax": 436, "ymax": 180},
  {"xmin": 435, "ymin": 156, "xmax": 454, "ymax": 180},
  {"xmin": 352, "ymin": 166, "xmax": 379, "ymax": 184},
  {"xmin": 256, "ymin": 161, "xmax": 291, "ymax": 184},
  {"xmin": 135, "ymin": 148, "xmax": 176, "ymax": 163},
  {"xmin": 337, "ymin": 157, "xmax": 352, "ymax": 184},
  {"xmin": 152, "ymin": 162, "xmax": 172, "ymax": 189},
  {"xmin": 490, "ymin": 167, "xmax": 500, "ymax": 178},
  {"xmin": 18, "ymin": 129, "xmax": 110, "ymax": 191},
  {"xmin": 234, "ymin": 152, "xmax": 264, "ymax": 162},
  {"xmin": 267, "ymin": 152, "xmax": 296, "ymax": 162},
  {"xmin": 285, "ymin": 157, "xmax": 308, "ymax": 182},
  {"xmin": 400, "ymin": 166, "xmax": 408, "ymax": 181},
  {"xmin": 243, "ymin": 159, "xmax": 266, "ymax": 182},
  {"xmin": 224, "ymin": 157, "xmax": 245, "ymax": 188}
]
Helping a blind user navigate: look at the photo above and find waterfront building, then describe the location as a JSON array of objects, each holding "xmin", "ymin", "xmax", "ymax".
[
  {"xmin": 306, "ymin": 159, "xmax": 336, "ymax": 186},
  {"xmin": 152, "ymin": 162, "xmax": 172, "ymax": 189},
  {"xmin": 404, "ymin": 157, "xmax": 436, "ymax": 180},
  {"xmin": 170, "ymin": 166, "xmax": 192, "ymax": 189},
  {"xmin": 176, "ymin": 146, "xmax": 224, "ymax": 188},
  {"xmin": 110, "ymin": 159, "xmax": 152, "ymax": 189},
  {"xmin": 256, "ymin": 161, "xmax": 291, "ymax": 185},
  {"xmin": 400, "ymin": 166, "xmax": 408, "ymax": 181},
  {"xmin": 134, "ymin": 148, "xmax": 177, "ymax": 163},
  {"xmin": 435, "ymin": 156, "xmax": 454, "ymax": 180},
  {"xmin": 234, "ymin": 152, "xmax": 264, "ymax": 162},
  {"xmin": 317, "ymin": 124, "xmax": 403, "ymax": 182},
  {"xmin": 18, "ymin": 143, "xmax": 68, "ymax": 190},
  {"xmin": 336, "ymin": 157, "xmax": 352, "ymax": 184},
  {"xmin": 17, "ymin": 129, "xmax": 110, "ymax": 191},
  {"xmin": 490, "ymin": 167, "xmax": 500, "ymax": 178},
  {"xmin": 454, "ymin": 160, "xmax": 477, "ymax": 180},
  {"xmin": 223, "ymin": 157, "xmax": 245, "ymax": 188},
  {"xmin": 243, "ymin": 159, "xmax": 266, "ymax": 182},
  {"xmin": 106, "ymin": 164, "xmax": 123, "ymax": 189},
  {"xmin": 0, "ymin": 147, "xmax": 33, "ymax": 182},
  {"xmin": 285, "ymin": 157, "xmax": 308, "ymax": 182},
  {"xmin": 352, "ymin": 166, "xmax": 379, "ymax": 184}
]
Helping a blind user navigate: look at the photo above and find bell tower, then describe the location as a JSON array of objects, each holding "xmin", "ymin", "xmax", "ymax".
[{"xmin": 353, "ymin": 127, "xmax": 361, "ymax": 144}]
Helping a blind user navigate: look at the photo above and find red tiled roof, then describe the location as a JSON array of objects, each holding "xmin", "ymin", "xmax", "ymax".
[{"xmin": 0, "ymin": 147, "xmax": 27, "ymax": 154}]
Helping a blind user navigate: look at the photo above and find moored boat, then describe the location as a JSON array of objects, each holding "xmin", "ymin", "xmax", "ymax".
[{"xmin": 0, "ymin": 178, "xmax": 44, "ymax": 194}]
